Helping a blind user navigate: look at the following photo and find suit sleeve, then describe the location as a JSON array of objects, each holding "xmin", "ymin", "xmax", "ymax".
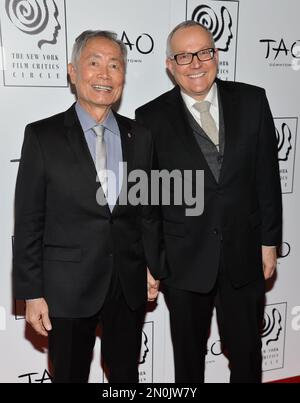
[
  {"xmin": 137, "ymin": 120, "xmax": 167, "ymax": 280},
  {"xmin": 13, "ymin": 125, "xmax": 46, "ymax": 300},
  {"xmin": 256, "ymin": 91, "xmax": 282, "ymax": 246}
]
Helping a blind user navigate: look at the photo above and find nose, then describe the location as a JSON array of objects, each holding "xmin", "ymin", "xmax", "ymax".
[
  {"xmin": 97, "ymin": 64, "xmax": 110, "ymax": 79},
  {"xmin": 190, "ymin": 54, "xmax": 202, "ymax": 68}
]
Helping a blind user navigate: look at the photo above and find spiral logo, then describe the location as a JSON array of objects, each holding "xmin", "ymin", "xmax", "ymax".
[
  {"xmin": 276, "ymin": 123, "xmax": 292, "ymax": 161},
  {"xmin": 261, "ymin": 308, "xmax": 282, "ymax": 346},
  {"xmin": 6, "ymin": 0, "xmax": 49, "ymax": 35},
  {"xmin": 5, "ymin": 0, "xmax": 61, "ymax": 49},
  {"xmin": 192, "ymin": 5, "xmax": 233, "ymax": 51}
]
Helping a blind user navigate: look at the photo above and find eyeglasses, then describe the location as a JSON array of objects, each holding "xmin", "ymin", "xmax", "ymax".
[{"xmin": 171, "ymin": 48, "xmax": 216, "ymax": 65}]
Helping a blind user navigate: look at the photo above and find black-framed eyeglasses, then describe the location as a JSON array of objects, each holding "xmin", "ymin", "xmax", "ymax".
[{"xmin": 171, "ymin": 48, "xmax": 216, "ymax": 65}]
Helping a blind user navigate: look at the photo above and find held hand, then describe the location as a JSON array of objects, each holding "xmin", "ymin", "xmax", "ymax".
[
  {"xmin": 147, "ymin": 268, "xmax": 160, "ymax": 302},
  {"xmin": 262, "ymin": 246, "xmax": 277, "ymax": 280},
  {"xmin": 26, "ymin": 298, "xmax": 52, "ymax": 337}
]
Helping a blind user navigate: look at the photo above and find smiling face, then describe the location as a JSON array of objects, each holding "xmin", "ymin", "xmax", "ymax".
[
  {"xmin": 68, "ymin": 36, "xmax": 125, "ymax": 122},
  {"xmin": 166, "ymin": 25, "xmax": 219, "ymax": 101}
]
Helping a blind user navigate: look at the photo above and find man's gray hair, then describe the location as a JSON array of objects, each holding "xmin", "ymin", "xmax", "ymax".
[
  {"xmin": 71, "ymin": 30, "xmax": 127, "ymax": 67},
  {"xmin": 166, "ymin": 20, "xmax": 215, "ymax": 58}
]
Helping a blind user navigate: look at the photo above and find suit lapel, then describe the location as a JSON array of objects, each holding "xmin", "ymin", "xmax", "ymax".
[
  {"xmin": 217, "ymin": 79, "xmax": 239, "ymax": 184},
  {"xmin": 64, "ymin": 104, "xmax": 97, "ymax": 184},
  {"xmin": 63, "ymin": 104, "xmax": 110, "ymax": 216},
  {"xmin": 112, "ymin": 112, "xmax": 135, "ymax": 214}
]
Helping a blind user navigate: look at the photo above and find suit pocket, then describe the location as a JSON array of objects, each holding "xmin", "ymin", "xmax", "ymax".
[
  {"xmin": 163, "ymin": 220, "xmax": 185, "ymax": 238},
  {"xmin": 43, "ymin": 246, "xmax": 82, "ymax": 262}
]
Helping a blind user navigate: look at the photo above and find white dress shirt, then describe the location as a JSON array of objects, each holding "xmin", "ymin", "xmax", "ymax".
[{"xmin": 181, "ymin": 82, "xmax": 219, "ymax": 131}]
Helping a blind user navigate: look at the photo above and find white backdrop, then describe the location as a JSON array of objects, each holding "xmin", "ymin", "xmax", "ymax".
[{"xmin": 0, "ymin": 0, "xmax": 299, "ymax": 383}]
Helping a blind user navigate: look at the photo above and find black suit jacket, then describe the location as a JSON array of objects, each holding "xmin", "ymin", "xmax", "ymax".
[
  {"xmin": 13, "ymin": 104, "xmax": 165, "ymax": 317},
  {"xmin": 136, "ymin": 80, "xmax": 282, "ymax": 293}
]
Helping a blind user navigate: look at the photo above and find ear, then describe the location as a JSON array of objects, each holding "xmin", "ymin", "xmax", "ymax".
[
  {"xmin": 214, "ymin": 48, "xmax": 219, "ymax": 65},
  {"xmin": 166, "ymin": 58, "xmax": 174, "ymax": 76},
  {"xmin": 67, "ymin": 63, "xmax": 77, "ymax": 85}
]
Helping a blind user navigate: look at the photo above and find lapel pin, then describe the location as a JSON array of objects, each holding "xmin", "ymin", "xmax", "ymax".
[{"xmin": 128, "ymin": 132, "xmax": 132, "ymax": 138}]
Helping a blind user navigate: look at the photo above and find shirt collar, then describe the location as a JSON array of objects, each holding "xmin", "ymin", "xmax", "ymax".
[
  {"xmin": 181, "ymin": 82, "xmax": 218, "ymax": 110},
  {"xmin": 75, "ymin": 102, "xmax": 120, "ymax": 136}
]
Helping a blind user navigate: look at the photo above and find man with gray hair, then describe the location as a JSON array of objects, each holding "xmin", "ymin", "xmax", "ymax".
[
  {"xmin": 136, "ymin": 21, "xmax": 282, "ymax": 383},
  {"xmin": 13, "ymin": 30, "xmax": 164, "ymax": 383}
]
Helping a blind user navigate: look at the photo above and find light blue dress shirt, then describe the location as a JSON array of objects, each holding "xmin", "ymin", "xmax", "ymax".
[{"xmin": 75, "ymin": 102, "xmax": 123, "ymax": 211}]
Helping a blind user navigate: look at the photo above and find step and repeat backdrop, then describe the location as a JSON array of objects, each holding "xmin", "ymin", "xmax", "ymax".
[{"xmin": 0, "ymin": 0, "xmax": 299, "ymax": 383}]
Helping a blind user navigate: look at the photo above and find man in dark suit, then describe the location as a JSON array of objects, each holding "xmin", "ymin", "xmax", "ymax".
[
  {"xmin": 136, "ymin": 21, "xmax": 282, "ymax": 383},
  {"xmin": 13, "ymin": 30, "xmax": 163, "ymax": 383}
]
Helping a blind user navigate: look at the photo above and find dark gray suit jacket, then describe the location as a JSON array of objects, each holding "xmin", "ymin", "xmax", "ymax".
[
  {"xmin": 13, "ymin": 104, "xmax": 166, "ymax": 317},
  {"xmin": 136, "ymin": 80, "xmax": 282, "ymax": 293}
]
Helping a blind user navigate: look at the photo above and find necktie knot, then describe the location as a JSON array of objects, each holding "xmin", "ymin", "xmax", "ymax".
[
  {"xmin": 193, "ymin": 100, "xmax": 211, "ymax": 114},
  {"xmin": 193, "ymin": 100, "xmax": 219, "ymax": 150},
  {"xmin": 93, "ymin": 124, "xmax": 104, "ymax": 140}
]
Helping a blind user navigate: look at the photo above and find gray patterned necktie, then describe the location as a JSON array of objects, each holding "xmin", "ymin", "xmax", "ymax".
[
  {"xmin": 194, "ymin": 101, "xmax": 219, "ymax": 150},
  {"xmin": 93, "ymin": 124, "xmax": 107, "ymax": 196}
]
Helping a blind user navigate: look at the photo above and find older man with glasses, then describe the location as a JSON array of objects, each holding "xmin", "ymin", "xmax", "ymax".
[{"xmin": 136, "ymin": 21, "xmax": 282, "ymax": 383}]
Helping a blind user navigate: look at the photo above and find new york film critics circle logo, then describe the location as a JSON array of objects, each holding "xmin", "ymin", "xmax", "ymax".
[
  {"xmin": 138, "ymin": 322, "xmax": 153, "ymax": 383},
  {"xmin": 274, "ymin": 118, "xmax": 298, "ymax": 194},
  {"xmin": 277, "ymin": 122, "xmax": 292, "ymax": 162},
  {"xmin": 187, "ymin": 0, "xmax": 239, "ymax": 80},
  {"xmin": 191, "ymin": 4, "xmax": 233, "ymax": 52},
  {"xmin": 139, "ymin": 330, "xmax": 150, "ymax": 365},
  {"xmin": 101, "ymin": 322, "xmax": 153, "ymax": 383},
  {"xmin": 262, "ymin": 308, "xmax": 283, "ymax": 347},
  {"xmin": 261, "ymin": 303, "xmax": 286, "ymax": 371},
  {"xmin": 5, "ymin": 0, "xmax": 61, "ymax": 49},
  {"xmin": 0, "ymin": 0, "xmax": 67, "ymax": 87}
]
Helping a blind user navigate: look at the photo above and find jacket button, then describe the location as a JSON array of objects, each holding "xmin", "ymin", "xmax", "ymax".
[{"xmin": 213, "ymin": 229, "xmax": 219, "ymax": 235}]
